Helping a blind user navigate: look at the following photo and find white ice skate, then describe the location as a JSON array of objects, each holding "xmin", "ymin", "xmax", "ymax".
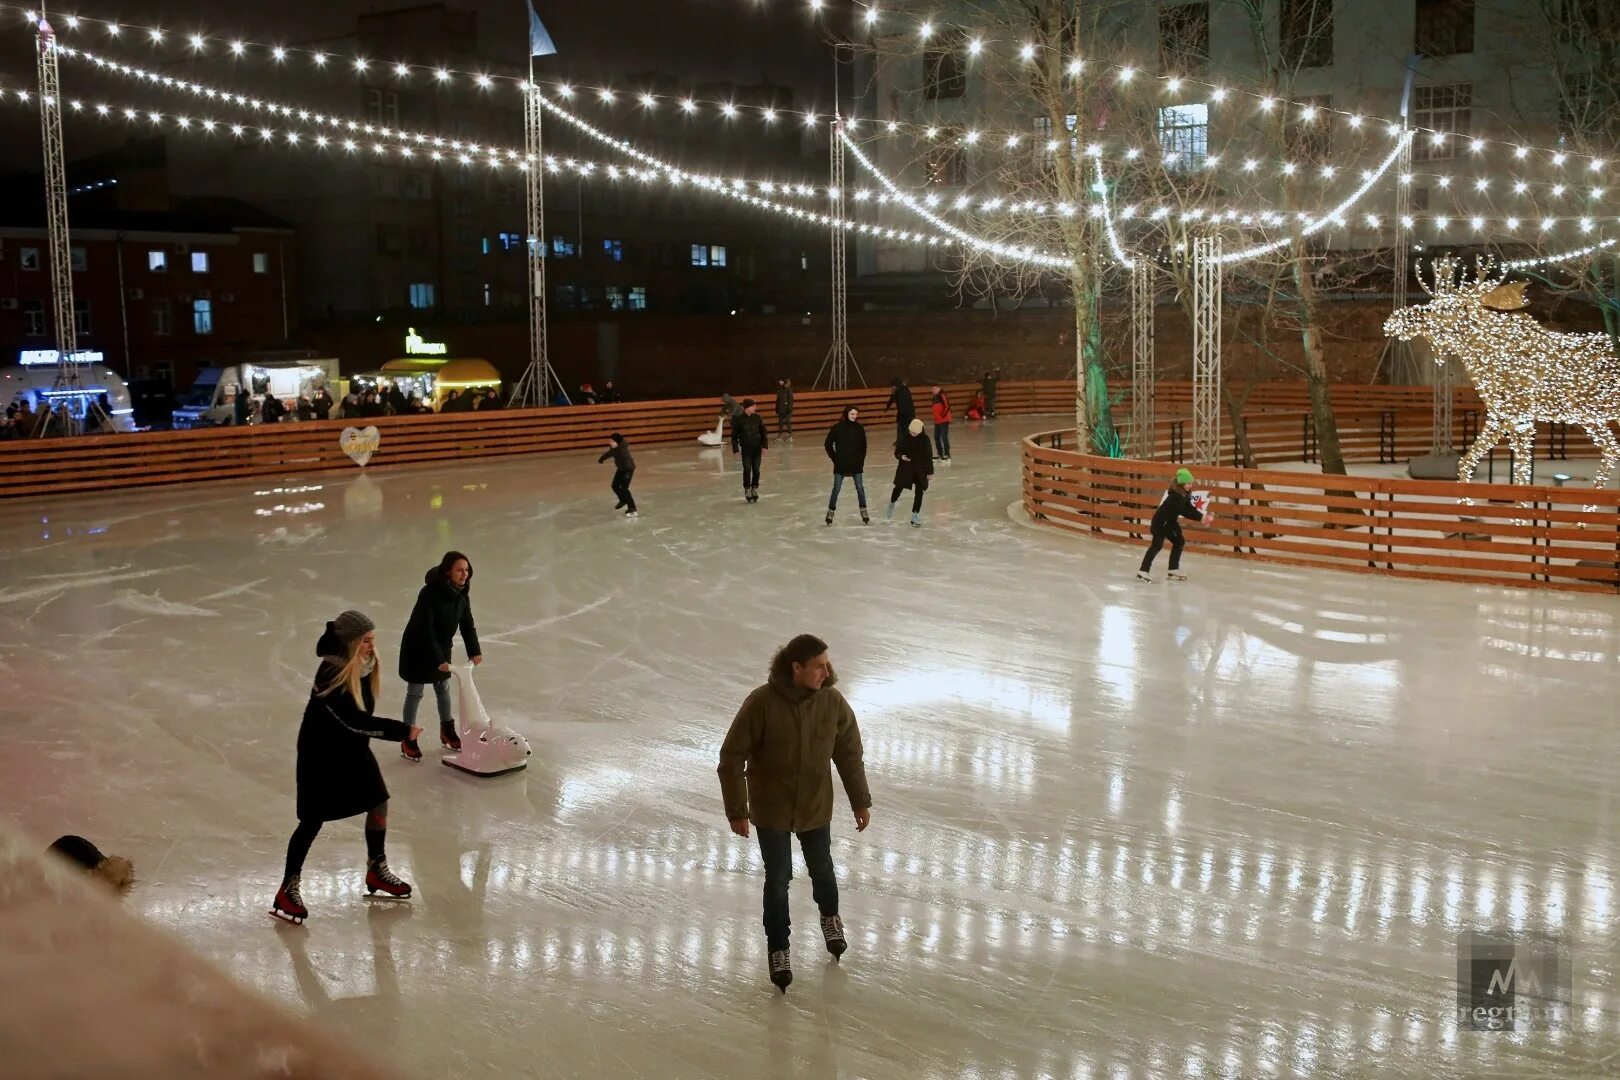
[
  {"xmin": 442, "ymin": 665, "xmax": 531, "ymax": 777},
  {"xmin": 696, "ymin": 418, "xmax": 724, "ymax": 447},
  {"xmin": 1135, "ymin": 571, "xmax": 1153, "ymax": 583},
  {"xmin": 1167, "ymin": 571, "xmax": 1188, "ymax": 582}
]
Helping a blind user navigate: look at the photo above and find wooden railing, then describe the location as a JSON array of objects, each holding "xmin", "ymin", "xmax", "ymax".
[
  {"xmin": 0, "ymin": 380, "xmax": 1074, "ymax": 500},
  {"xmin": 1024, "ymin": 429, "xmax": 1620, "ymax": 595}
]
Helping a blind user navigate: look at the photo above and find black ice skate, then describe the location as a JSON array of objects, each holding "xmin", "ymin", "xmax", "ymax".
[
  {"xmin": 400, "ymin": 738, "xmax": 423, "ymax": 762},
  {"xmin": 440, "ymin": 719, "xmax": 461, "ymax": 752},
  {"xmin": 820, "ymin": 915, "xmax": 847, "ymax": 958},
  {"xmin": 364, "ymin": 857, "xmax": 412, "ymax": 899},
  {"xmin": 768, "ymin": 948, "xmax": 793, "ymax": 992},
  {"xmin": 270, "ymin": 875, "xmax": 307, "ymax": 924}
]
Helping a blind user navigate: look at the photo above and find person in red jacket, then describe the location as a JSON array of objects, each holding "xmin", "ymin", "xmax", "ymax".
[
  {"xmin": 930, "ymin": 386, "xmax": 952, "ymax": 462},
  {"xmin": 965, "ymin": 390, "xmax": 987, "ymax": 422}
]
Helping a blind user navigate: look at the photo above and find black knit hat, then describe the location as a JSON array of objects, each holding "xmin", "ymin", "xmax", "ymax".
[{"xmin": 742, "ymin": 398, "xmax": 756, "ymax": 408}]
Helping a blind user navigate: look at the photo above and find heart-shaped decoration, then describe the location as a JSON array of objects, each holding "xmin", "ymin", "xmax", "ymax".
[{"xmin": 340, "ymin": 425, "xmax": 381, "ymax": 467}]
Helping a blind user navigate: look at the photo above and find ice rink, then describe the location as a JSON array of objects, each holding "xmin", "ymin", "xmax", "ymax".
[{"xmin": 3, "ymin": 417, "xmax": 1618, "ymax": 1078}]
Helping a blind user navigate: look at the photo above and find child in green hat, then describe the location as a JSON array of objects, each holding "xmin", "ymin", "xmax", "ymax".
[{"xmin": 1138, "ymin": 467, "xmax": 1206, "ymax": 582}]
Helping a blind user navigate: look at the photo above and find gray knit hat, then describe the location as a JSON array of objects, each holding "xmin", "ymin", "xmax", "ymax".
[{"xmin": 332, "ymin": 609, "xmax": 376, "ymax": 643}]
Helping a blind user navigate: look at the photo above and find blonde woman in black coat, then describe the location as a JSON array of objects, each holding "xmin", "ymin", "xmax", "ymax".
[
  {"xmin": 887, "ymin": 418, "xmax": 935, "ymax": 528},
  {"xmin": 271, "ymin": 610, "xmax": 420, "ymax": 924}
]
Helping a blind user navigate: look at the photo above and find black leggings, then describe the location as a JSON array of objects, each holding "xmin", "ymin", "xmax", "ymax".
[
  {"xmin": 891, "ymin": 486, "xmax": 925, "ymax": 513},
  {"xmin": 284, "ymin": 800, "xmax": 388, "ymax": 880},
  {"xmin": 611, "ymin": 467, "xmax": 636, "ymax": 512},
  {"xmin": 1139, "ymin": 526, "xmax": 1185, "ymax": 572}
]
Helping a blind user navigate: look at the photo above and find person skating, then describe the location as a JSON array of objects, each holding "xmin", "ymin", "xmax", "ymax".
[
  {"xmin": 775, "ymin": 379, "xmax": 795, "ymax": 442},
  {"xmin": 887, "ymin": 418, "xmax": 935, "ymax": 528},
  {"xmin": 1137, "ymin": 468, "xmax": 1206, "ymax": 582},
  {"xmin": 824, "ymin": 404, "xmax": 869, "ymax": 525},
  {"xmin": 271, "ymin": 611, "xmax": 420, "ymax": 924},
  {"xmin": 930, "ymin": 385, "xmax": 953, "ymax": 462},
  {"xmin": 731, "ymin": 398, "xmax": 769, "ymax": 503},
  {"xmin": 718, "ymin": 634, "xmax": 872, "ymax": 993},
  {"xmin": 398, "ymin": 552, "xmax": 482, "ymax": 760},
  {"xmin": 599, "ymin": 432, "xmax": 638, "ymax": 519},
  {"xmin": 884, "ymin": 377, "xmax": 915, "ymax": 446}
]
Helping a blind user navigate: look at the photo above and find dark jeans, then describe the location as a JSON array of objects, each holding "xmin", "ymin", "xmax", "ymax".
[
  {"xmin": 895, "ymin": 415, "xmax": 913, "ymax": 446},
  {"xmin": 777, "ymin": 412, "xmax": 792, "ymax": 437},
  {"xmin": 891, "ymin": 486, "xmax": 925, "ymax": 513},
  {"xmin": 740, "ymin": 448, "xmax": 762, "ymax": 490},
  {"xmin": 757, "ymin": 825, "xmax": 838, "ymax": 951},
  {"xmin": 611, "ymin": 467, "xmax": 636, "ymax": 512},
  {"xmin": 1139, "ymin": 525, "xmax": 1185, "ymax": 572},
  {"xmin": 829, "ymin": 472, "xmax": 866, "ymax": 510},
  {"xmin": 934, "ymin": 422, "xmax": 951, "ymax": 459}
]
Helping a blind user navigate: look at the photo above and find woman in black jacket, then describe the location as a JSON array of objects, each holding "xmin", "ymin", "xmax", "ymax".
[
  {"xmin": 887, "ymin": 418, "xmax": 935, "ymax": 528},
  {"xmin": 1137, "ymin": 467, "xmax": 1206, "ymax": 582},
  {"xmin": 398, "ymin": 551, "xmax": 482, "ymax": 760},
  {"xmin": 271, "ymin": 610, "xmax": 420, "ymax": 924},
  {"xmin": 824, "ymin": 404, "xmax": 869, "ymax": 526}
]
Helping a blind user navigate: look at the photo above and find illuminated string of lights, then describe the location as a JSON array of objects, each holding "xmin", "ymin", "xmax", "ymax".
[
  {"xmin": 22, "ymin": 1, "xmax": 1616, "ymax": 174},
  {"xmin": 0, "ymin": 86, "xmax": 975, "ymax": 254},
  {"xmin": 1091, "ymin": 159, "xmax": 1136, "ymax": 269}
]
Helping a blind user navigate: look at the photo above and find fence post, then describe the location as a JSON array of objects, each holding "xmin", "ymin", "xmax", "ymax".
[
  {"xmin": 1170, "ymin": 420, "xmax": 1185, "ymax": 461},
  {"xmin": 1379, "ymin": 410, "xmax": 1395, "ymax": 464},
  {"xmin": 1302, "ymin": 414, "xmax": 1318, "ymax": 463}
]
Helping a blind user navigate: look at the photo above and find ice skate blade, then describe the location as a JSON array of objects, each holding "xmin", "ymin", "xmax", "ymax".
[
  {"xmin": 269, "ymin": 908, "xmax": 305, "ymax": 925},
  {"xmin": 1168, "ymin": 573, "xmax": 1188, "ymax": 581},
  {"xmin": 362, "ymin": 892, "xmax": 411, "ymax": 901}
]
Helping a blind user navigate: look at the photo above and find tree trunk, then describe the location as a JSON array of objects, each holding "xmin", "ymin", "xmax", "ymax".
[
  {"xmin": 1290, "ymin": 246, "xmax": 1348, "ymax": 475},
  {"xmin": 1070, "ymin": 266, "xmax": 1120, "ymax": 456}
]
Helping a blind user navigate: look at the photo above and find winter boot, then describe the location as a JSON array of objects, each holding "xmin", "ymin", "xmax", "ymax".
[
  {"xmin": 860, "ymin": 508, "xmax": 870, "ymax": 525},
  {"xmin": 365, "ymin": 857, "xmax": 412, "ymax": 899},
  {"xmin": 825, "ymin": 509, "xmax": 835, "ymax": 526},
  {"xmin": 910, "ymin": 512, "xmax": 922, "ymax": 528},
  {"xmin": 768, "ymin": 948, "xmax": 793, "ymax": 993},
  {"xmin": 270, "ymin": 875, "xmax": 307, "ymax": 924},
  {"xmin": 820, "ymin": 915, "xmax": 847, "ymax": 958},
  {"xmin": 439, "ymin": 719, "xmax": 461, "ymax": 752},
  {"xmin": 886, "ymin": 501, "xmax": 897, "ymax": 520},
  {"xmin": 400, "ymin": 739, "xmax": 423, "ymax": 762}
]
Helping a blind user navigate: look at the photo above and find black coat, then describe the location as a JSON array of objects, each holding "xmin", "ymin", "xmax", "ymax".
[
  {"xmin": 825, "ymin": 418, "xmax": 867, "ymax": 475},
  {"xmin": 296, "ymin": 630, "xmax": 412, "ymax": 822},
  {"xmin": 731, "ymin": 412, "xmax": 769, "ymax": 452},
  {"xmin": 775, "ymin": 386, "xmax": 794, "ymax": 415},
  {"xmin": 892, "ymin": 431, "xmax": 934, "ymax": 491},
  {"xmin": 598, "ymin": 442, "xmax": 635, "ymax": 471},
  {"xmin": 885, "ymin": 383, "xmax": 915, "ymax": 421},
  {"xmin": 398, "ymin": 567, "xmax": 481, "ymax": 685},
  {"xmin": 1151, "ymin": 486, "xmax": 1204, "ymax": 533}
]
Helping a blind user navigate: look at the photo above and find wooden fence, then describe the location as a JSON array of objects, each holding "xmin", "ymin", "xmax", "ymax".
[
  {"xmin": 1024, "ymin": 429, "xmax": 1620, "ymax": 595},
  {"xmin": 0, "ymin": 380, "xmax": 1072, "ymax": 500}
]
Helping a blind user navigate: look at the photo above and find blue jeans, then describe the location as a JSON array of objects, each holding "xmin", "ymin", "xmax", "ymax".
[
  {"xmin": 403, "ymin": 680, "xmax": 453, "ymax": 729},
  {"xmin": 828, "ymin": 472, "xmax": 866, "ymax": 510},
  {"xmin": 757, "ymin": 825, "xmax": 838, "ymax": 951}
]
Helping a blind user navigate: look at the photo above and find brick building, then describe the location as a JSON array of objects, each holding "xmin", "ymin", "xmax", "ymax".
[{"xmin": 0, "ymin": 171, "xmax": 296, "ymax": 392}]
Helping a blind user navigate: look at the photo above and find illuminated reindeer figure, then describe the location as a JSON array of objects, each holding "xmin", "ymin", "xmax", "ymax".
[{"xmin": 1384, "ymin": 257, "xmax": 1620, "ymax": 491}]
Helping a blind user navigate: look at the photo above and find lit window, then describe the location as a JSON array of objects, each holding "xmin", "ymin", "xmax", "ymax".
[
  {"xmin": 605, "ymin": 285, "xmax": 625, "ymax": 311},
  {"xmin": 409, "ymin": 283, "xmax": 435, "ymax": 309},
  {"xmin": 193, "ymin": 298, "xmax": 214, "ymax": 335},
  {"xmin": 483, "ymin": 282, "xmax": 492, "ymax": 307},
  {"xmin": 253, "ymin": 252, "xmax": 269, "ymax": 274},
  {"xmin": 1157, "ymin": 103, "xmax": 1208, "ymax": 168},
  {"xmin": 628, "ymin": 286, "xmax": 647, "ymax": 311},
  {"xmin": 690, "ymin": 243, "xmax": 708, "ymax": 267},
  {"xmin": 71, "ymin": 246, "xmax": 87, "ymax": 272},
  {"xmin": 710, "ymin": 245, "xmax": 727, "ymax": 268},
  {"xmin": 191, "ymin": 251, "xmax": 210, "ymax": 273},
  {"xmin": 482, "ymin": 237, "xmax": 492, "ymax": 255},
  {"xmin": 603, "ymin": 239, "xmax": 623, "ymax": 262},
  {"xmin": 148, "ymin": 250, "xmax": 167, "ymax": 272},
  {"xmin": 550, "ymin": 236, "xmax": 575, "ymax": 258},
  {"xmin": 20, "ymin": 247, "xmax": 41, "ymax": 270}
]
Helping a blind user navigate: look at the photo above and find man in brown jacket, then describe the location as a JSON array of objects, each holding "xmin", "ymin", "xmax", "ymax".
[{"xmin": 718, "ymin": 634, "xmax": 872, "ymax": 993}]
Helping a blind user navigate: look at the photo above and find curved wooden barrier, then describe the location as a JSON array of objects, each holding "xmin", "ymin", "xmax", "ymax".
[
  {"xmin": 0, "ymin": 380, "xmax": 1071, "ymax": 500},
  {"xmin": 1024, "ymin": 429, "xmax": 1620, "ymax": 595}
]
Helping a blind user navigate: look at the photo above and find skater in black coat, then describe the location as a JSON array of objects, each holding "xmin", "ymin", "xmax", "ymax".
[
  {"xmin": 599, "ymin": 432, "xmax": 638, "ymax": 518},
  {"xmin": 887, "ymin": 418, "xmax": 935, "ymax": 528},
  {"xmin": 884, "ymin": 378, "xmax": 915, "ymax": 446},
  {"xmin": 398, "ymin": 551, "xmax": 482, "ymax": 761},
  {"xmin": 731, "ymin": 399, "xmax": 769, "ymax": 503},
  {"xmin": 1137, "ymin": 467, "xmax": 1205, "ymax": 581},
  {"xmin": 271, "ymin": 610, "xmax": 421, "ymax": 924},
  {"xmin": 824, "ymin": 404, "xmax": 870, "ymax": 525}
]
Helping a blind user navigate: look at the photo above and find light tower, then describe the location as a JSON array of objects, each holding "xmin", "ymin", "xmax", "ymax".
[
  {"xmin": 813, "ymin": 118, "xmax": 864, "ymax": 392},
  {"xmin": 33, "ymin": 5, "xmax": 104, "ymax": 436}
]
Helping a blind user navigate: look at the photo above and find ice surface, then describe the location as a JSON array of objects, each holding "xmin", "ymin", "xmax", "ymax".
[{"xmin": 2, "ymin": 418, "xmax": 1618, "ymax": 1078}]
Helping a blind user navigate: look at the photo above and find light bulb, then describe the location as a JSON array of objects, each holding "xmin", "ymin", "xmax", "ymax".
[
  {"xmin": 1348, "ymin": 114, "xmax": 1362, "ymax": 128},
  {"xmin": 189, "ymin": 33, "xmax": 205, "ymax": 50},
  {"xmin": 1553, "ymin": 152, "xmax": 1567, "ymax": 166},
  {"xmin": 1515, "ymin": 146, "xmax": 1529, "ymax": 158},
  {"xmin": 394, "ymin": 62, "xmax": 410, "ymax": 77},
  {"xmin": 148, "ymin": 27, "xmax": 163, "ymax": 43},
  {"xmin": 1119, "ymin": 66, "xmax": 1135, "ymax": 82},
  {"xmin": 312, "ymin": 52, "xmax": 327, "ymax": 66},
  {"xmin": 639, "ymin": 92, "xmax": 655, "ymax": 108},
  {"xmin": 1168, "ymin": 77, "xmax": 1182, "ymax": 92},
  {"xmin": 919, "ymin": 21, "xmax": 932, "ymax": 39},
  {"xmin": 864, "ymin": 7, "xmax": 879, "ymax": 26},
  {"xmin": 968, "ymin": 38, "xmax": 983, "ymax": 56},
  {"xmin": 353, "ymin": 57, "xmax": 368, "ymax": 72},
  {"xmin": 273, "ymin": 46, "xmax": 287, "ymax": 61},
  {"xmin": 1067, "ymin": 59, "xmax": 1083, "ymax": 76},
  {"xmin": 763, "ymin": 108, "xmax": 777, "ymax": 122},
  {"xmin": 1211, "ymin": 87, "xmax": 1227, "ymax": 101},
  {"xmin": 1020, "ymin": 44, "xmax": 1034, "ymax": 61},
  {"xmin": 476, "ymin": 74, "xmax": 492, "ymax": 88},
  {"xmin": 681, "ymin": 98, "xmax": 696, "ymax": 112}
]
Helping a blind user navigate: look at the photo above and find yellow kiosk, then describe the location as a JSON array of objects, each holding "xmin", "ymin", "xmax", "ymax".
[{"xmin": 364, "ymin": 329, "xmax": 503, "ymax": 409}]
